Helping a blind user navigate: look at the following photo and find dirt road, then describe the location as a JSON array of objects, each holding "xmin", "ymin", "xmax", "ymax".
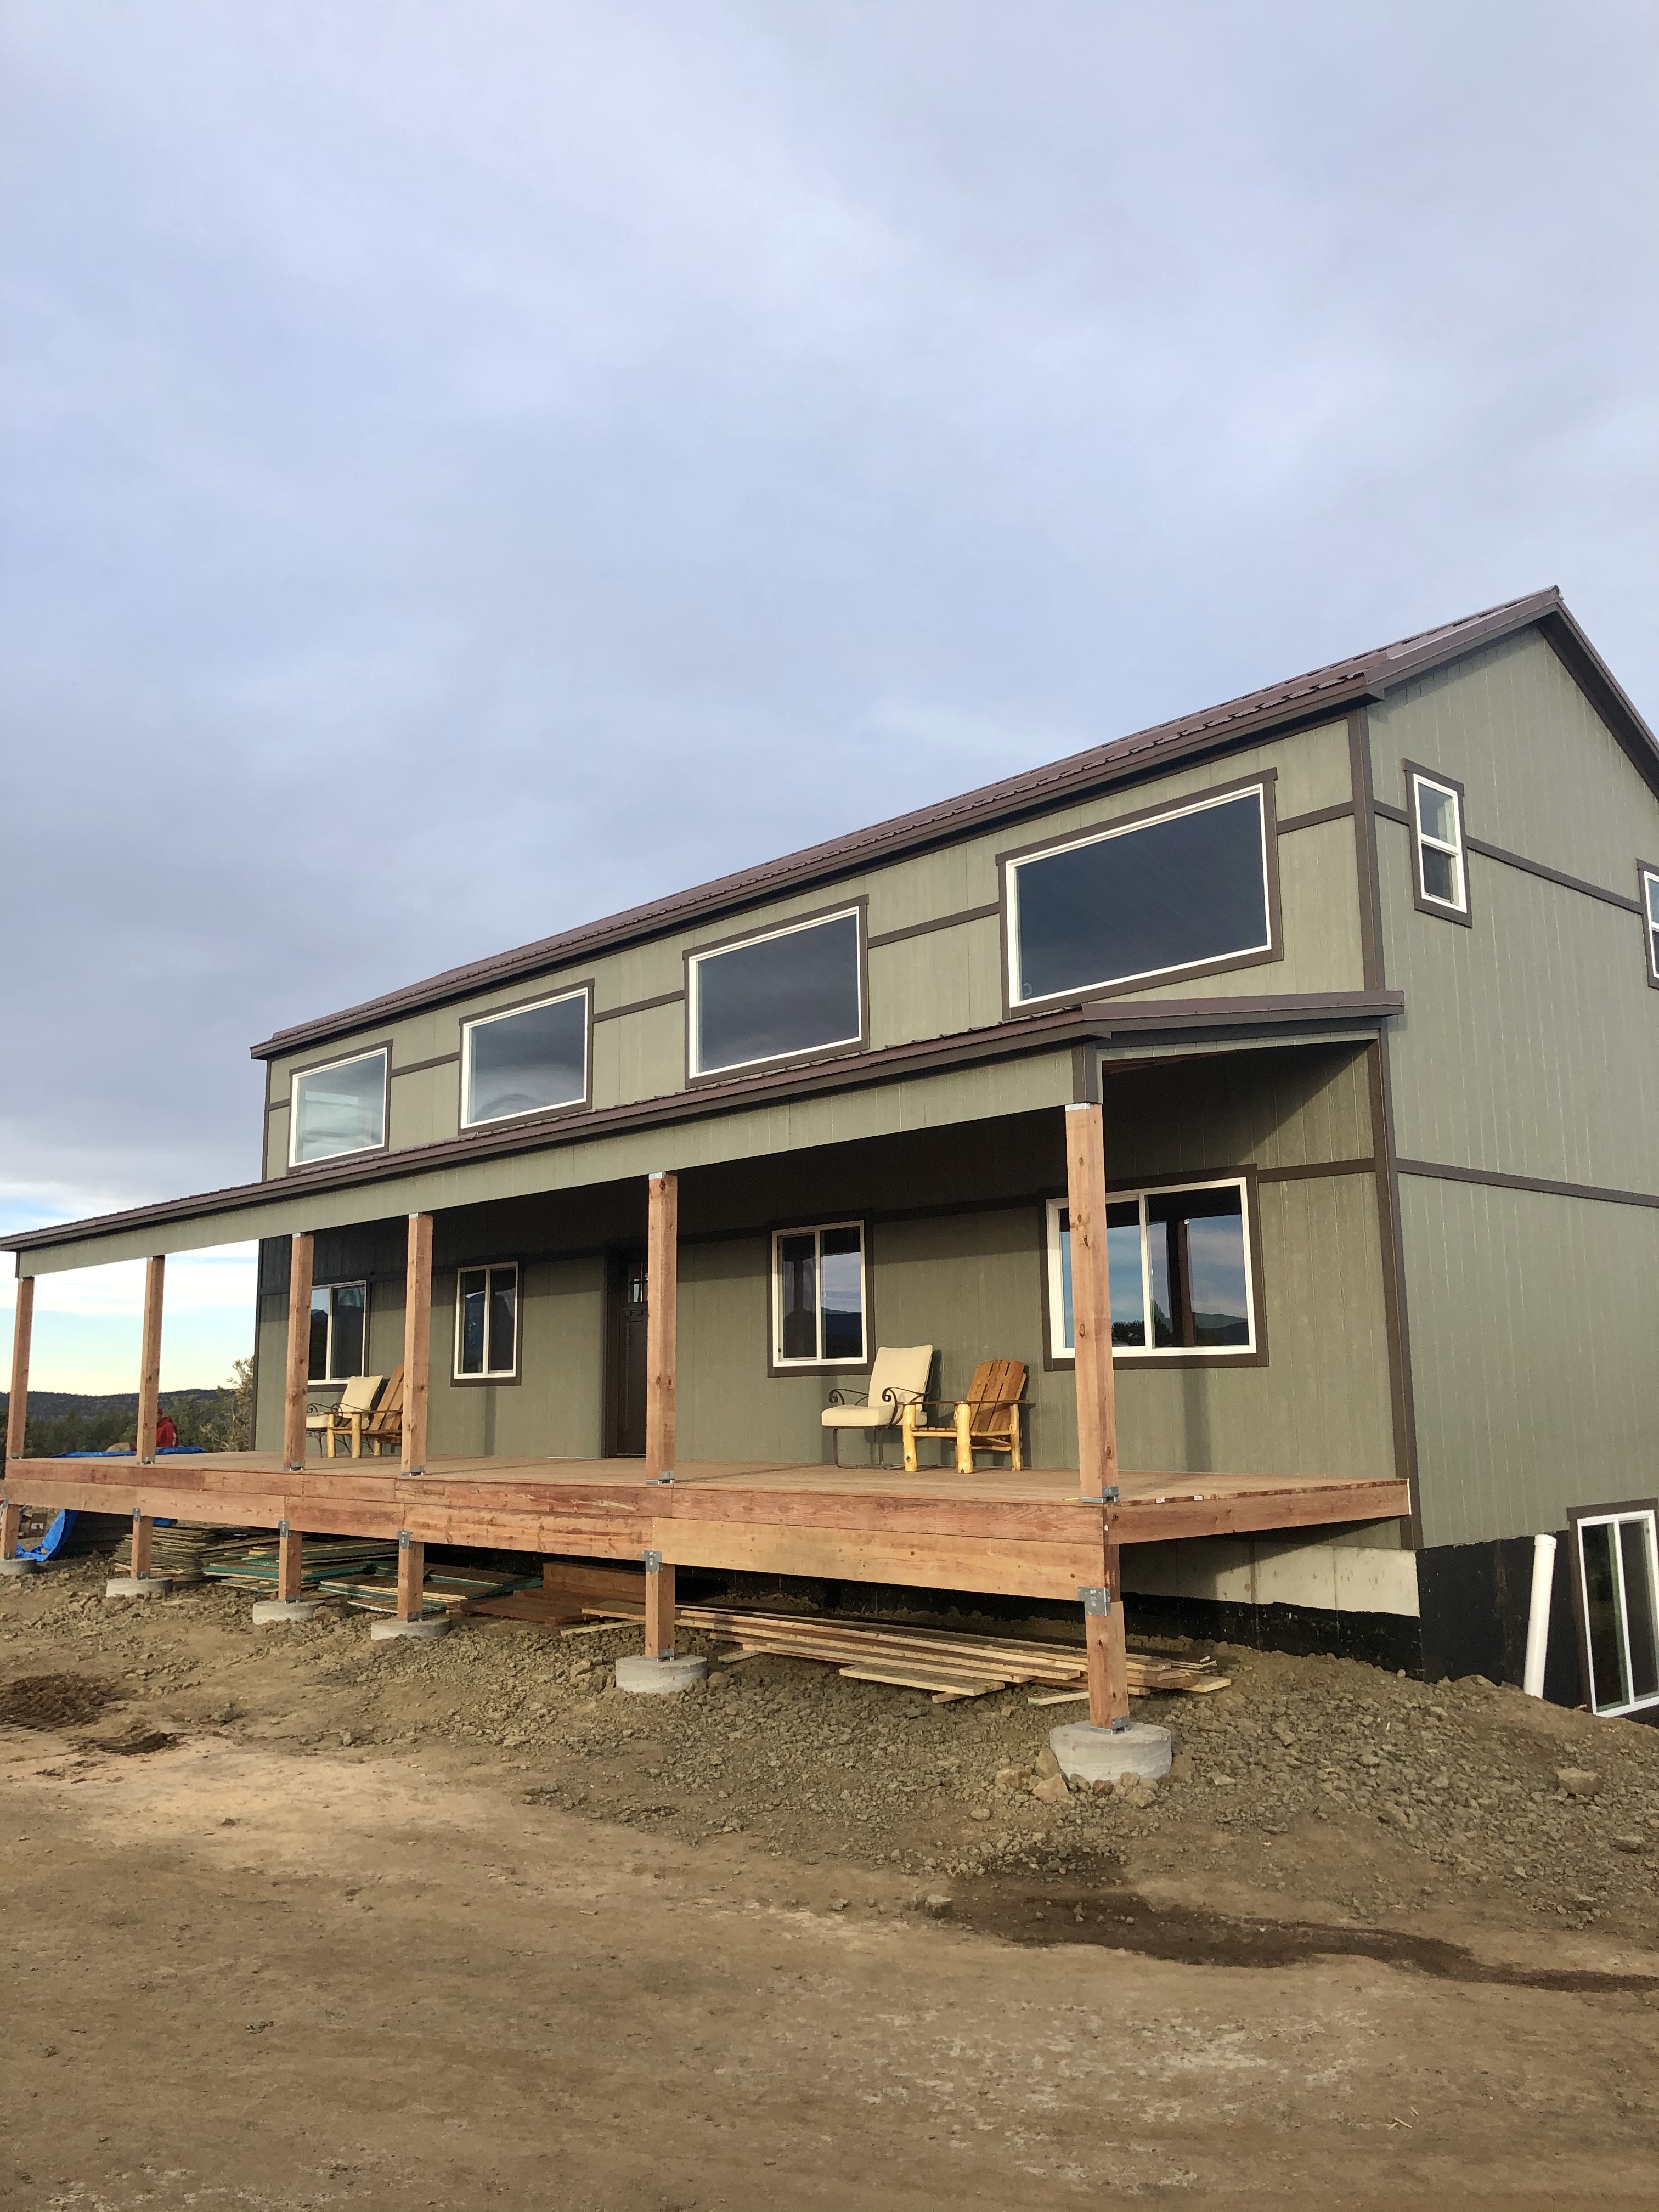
[{"xmin": 3, "ymin": 1558, "xmax": 1657, "ymax": 2210}]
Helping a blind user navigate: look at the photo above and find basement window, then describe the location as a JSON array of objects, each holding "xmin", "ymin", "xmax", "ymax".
[
  {"xmin": 309, "ymin": 1281, "xmax": 368, "ymax": 1383},
  {"xmin": 455, "ymin": 1263, "xmax": 518, "ymax": 1380},
  {"xmin": 290, "ymin": 1049, "xmax": 387, "ymax": 1165},
  {"xmin": 1641, "ymin": 867, "xmax": 1659, "ymax": 985},
  {"xmin": 1570, "ymin": 1504, "xmax": 1659, "ymax": 1719},
  {"xmin": 689, "ymin": 908, "xmax": 863, "ymax": 1079},
  {"xmin": 771, "ymin": 1222, "xmax": 866, "ymax": 1368},
  {"xmin": 462, "ymin": 991, "xmax": 588, "ymax": 1127},
  {"xmin": 1047, "ymin": 1179, "xmax": 1257, "ymax": 1361},
  {"xmin": 1005, "ymin": 785, "xmax": 1274, "ymax": 1007},
  {"xmin": 1410, "ymin": 769, "xmax": 1469, "ymax": 917}
]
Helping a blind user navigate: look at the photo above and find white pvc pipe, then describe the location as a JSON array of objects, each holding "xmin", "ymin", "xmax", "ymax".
[{"xmin": 1522, "ymin": 1532, "xmax": 1557, "ymax": 1697}]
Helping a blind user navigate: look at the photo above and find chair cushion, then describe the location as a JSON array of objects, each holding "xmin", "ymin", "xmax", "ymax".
[
  {"xmin": 820, "ymin": 1404, "xmax": 892, "ymax": 1429},
  {"xmin": 866, "ymin": 1344, "xmax": 933, "ymax": 1414},
  {"xmin": 336, "ymin": 1374, "xmax": 385, "ymax": 1415}
]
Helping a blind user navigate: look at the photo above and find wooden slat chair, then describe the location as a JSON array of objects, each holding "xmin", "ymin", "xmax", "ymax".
[
  {"xmin": 820, "ymin": 1345, "xmax": 934, "ymax": 1468},
  {"xmin": 357, "ymin": 1364, "xmax": 405, "ymax": 1458},
  {"xmin": 305, "ymin": 1373, "xmax": 385, "ymax": 1460},
  {"xmin": 902, "ymin": 1359, "xmax": 1028, "ymax": 1474}
]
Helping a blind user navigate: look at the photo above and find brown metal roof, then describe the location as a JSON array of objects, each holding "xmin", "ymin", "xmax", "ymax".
[
  {"xmin": 3, "ymin": 992, "xmax": 1402, "ymax": 1256},
  {"xmin": 251, "ymin": 586, "xmax": 1652, "ymax": 1063}
]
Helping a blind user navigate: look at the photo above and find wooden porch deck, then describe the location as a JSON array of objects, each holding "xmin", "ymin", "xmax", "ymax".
[{"xmin": 1, "ymin": 1451, "xmax": 1409, "ymax": 1605}]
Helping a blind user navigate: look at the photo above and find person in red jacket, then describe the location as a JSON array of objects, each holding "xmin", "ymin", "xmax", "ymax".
[{"xmin": 154, "ymin": 1410, "xmax": 178, "ymax": 1451}]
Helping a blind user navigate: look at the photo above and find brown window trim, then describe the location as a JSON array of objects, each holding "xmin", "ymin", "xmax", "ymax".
[
  {"xmin": 459, "ymin": 980, "xmax": 594, "ymax": 1132},
  {"xmin": 445, "ymin": 1255, "xmax": 524, "ymax": 1387},
  {"xmin": 1402, "ymin": 760, "xmax": 1474, "ymax": 929},
  {"xmin": 1040, "ymin": 1164, "xmax": 1269, "ymax": 1373},
  {"xmin": 285, "ymin": 1043, "xmax": 393, "ymax": 1175},
  {"xmin": 765, "ymin": 1213, "xmax": 873, "ymax": 1380},
  {"xmin": 998, "ymin": 771, "xmax": 1284, "ymax": 1019},
  {"xmin": 685, "ymin": 898, "xmax": 871, "ymax": 1091}
]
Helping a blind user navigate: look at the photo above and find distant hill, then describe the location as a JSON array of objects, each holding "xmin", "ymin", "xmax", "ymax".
[{"xmin": 2, "ymin": 1368, "xmax": 252, "ymax": 1460}]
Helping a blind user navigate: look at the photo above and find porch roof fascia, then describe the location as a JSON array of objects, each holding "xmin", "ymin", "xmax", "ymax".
[
  {"xmin": 247, "ymin": 588, "xmax": 1623, "ymax": 1066},
  {"xmin": 4, "ymin": 989, "xmax": 1402, "ymax": 1272}
]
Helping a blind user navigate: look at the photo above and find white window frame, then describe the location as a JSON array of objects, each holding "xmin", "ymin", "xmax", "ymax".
[
  {"xmin": 770, "ymin": 1220, "xmax": 868, "ymax": 1369},
  {"xmin": 689, "ymin": 906, "xmax": 864, "ymax": 1080},
  {"xmin": 1571, "ymin": 1504, "xmax": 1659, "ymax": 1719},
  {"xmin": 1045, "ymin": 1177, "xmax": 1257, "ymax": 1361},
  {"xmin": 460, "ymin": 989, "xmax": 589, "ymax": 1130},
  {"xmin": 1641, "ymin": 866, "xmax": 1659, "ymax": 986},
  {"xmin": 1006, "ymin": 785, "xmax": 1274, "ymax": 1009},
  {"xmin": 289, "ymin": 1047, "xmax": 388, "ymax": 1167},
  {"xmin": 309, "ymin": 1279, "xmax": 369, "ymax": 1384},
  {"xmin": 452, "ymin": 1261, "xmax": 520, "ymax": 1381},
  {"xmin": 1410, "ymin": 770, "xmax": 1469, "ymax": 916}
]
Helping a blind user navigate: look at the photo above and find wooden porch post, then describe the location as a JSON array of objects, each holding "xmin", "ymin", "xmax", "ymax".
[
  {"xmin": 136, "ymin": 1255, "xmax": 165, "ymax": 1464},
  {"xmin": 283, "ymin": 1232, "xmax": 314, "ymax": 1471},
  {"xmin": 1064, "ymin": 1103, "xmax": 1131, "ymax": 1730},
  {"xmin": 402, "ymin": 1213, "xmax": 433, "ymax": 1475},
  {"xmin": 7, "ymin": 1273, "xmax": 34, "ymax": 1467},
  {"xmin": 645, "ymin": 1172, "xmax": 677, "ymax": 1483},
  {"xmin": 397, "ymin": 1530, "xmax": 424, "ymax": 1621},
  {"xmin": 644, "ymin": 1551, "xmax": 676, "ymax": 1660},
  {"xmin": 129, "ymin": 1507, "xmax": 154, "ymax": 1581}
]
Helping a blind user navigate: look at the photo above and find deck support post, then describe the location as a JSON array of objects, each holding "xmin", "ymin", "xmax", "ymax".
[
  {"xmin": 130, "ymin": 1509, "xmax": 154, "ymax": 1580},
  {"xmin": 645, "ymin": 1172, "xmax": 678, "ymax": 1483},
  {"xmin": 7, "ymin": 1273, "xmax": 33, "ymax": 1466},
  {"xmin": 644, "ymin": 1549, "xmax": 675, "ymax": 1660},
  {"xmin": 1066, "ymin": 1103, "xmax": 1132, "ymax": 1730},
  {"xmin": 402, "ymin": 1213, "xmax": 433, "ymax": 1475},
  {"xmin": 397, "ymin": 1531, "xmax": 424, "ymax": 1621},
  {"xmin": 283, "ymin": 1233, "xmax": 314, "ymax": 1470},
  {"xmin": 136, "ymin": 1255, "xmax": 165, "ymax": 1464},
  {"xmin": 1, "ymin": 1500, "xmax": 22, "ymax": 1562},
  {"xmin": 278, "ymin": 1520, "xmax": 304, "ymax": 1603}
]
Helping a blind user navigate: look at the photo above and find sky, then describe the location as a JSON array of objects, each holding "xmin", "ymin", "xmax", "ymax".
[{"xmin": 2, "ymin": 1, "xmax": 1656, "ymax": 1389}]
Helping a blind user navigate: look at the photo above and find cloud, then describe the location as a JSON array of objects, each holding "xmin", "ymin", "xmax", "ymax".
[{"xmin": 3, "ymin": 1, "xmax": 1656, "ymax": 1386}]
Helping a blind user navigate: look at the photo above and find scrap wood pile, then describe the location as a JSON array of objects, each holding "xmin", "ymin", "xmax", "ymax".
[
  {"xmin": 579, "ymin": 1599, "xmax": 1231, "ymax": 1703},
  {"xmin": 319, "ymin": 1564, "xmax": 537, "ymax": 1616},
  {"xmin": 201, "ymin": 1536, "xmax": 398, "ymax": 1589},
  {"xmin": 146, "ymin": 1525, "xmax": 267, "ymax": 1581}
]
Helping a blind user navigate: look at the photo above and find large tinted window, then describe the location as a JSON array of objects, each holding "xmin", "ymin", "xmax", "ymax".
[
  {"xmin": 1010, "ymin": 789, "xmax": 1271, "ymax": 1004},
  {"xmin": 692, "ymin": 910, "xmax": 861, "ymax": 1077},
  {"xmin": 292, "ymin": 1052, "xmax": 386, "ymax": 1163},
  {"xmin": 464, "ymin": 992, "xmax": 587, "ymax": 1126}
]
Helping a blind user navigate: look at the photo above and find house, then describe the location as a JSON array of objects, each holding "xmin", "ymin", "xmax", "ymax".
[{"xmin": 5, "ymin": 585, "xmax": 1657, "ymax": 1717}]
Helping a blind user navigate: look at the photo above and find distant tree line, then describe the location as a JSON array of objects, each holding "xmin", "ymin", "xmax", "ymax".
[{"xmin": 1, "ymin": 1357, "xmax": 256, "ymax": 1462}]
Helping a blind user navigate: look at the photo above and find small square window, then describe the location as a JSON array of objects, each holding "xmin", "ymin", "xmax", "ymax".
[
  {"xmin": 1046, "ymin": 1181, "xmax": 1256, "ymax": 1361},
  {"xmin": 308, "ymin": 1281, "xmax": 368, "ymax": 1381},
  {"xmin": 1408, "ymin": 769, "xmax": 1470, "ymax": 919},
  {"xmin": 771, "ymin": 1222, "xmax": 866, "ymax": 1367},
  {"xmin": 455, "ymin": 1263, "xmax": 518, "ymax": 1379},
  {"xmin": 1640, "ymin": 866, "xmax": 1659, "ymax": 987},
  {"xmin": 1570, "ymin": 1504, "xmax": 1659, "ymax": 1718}
]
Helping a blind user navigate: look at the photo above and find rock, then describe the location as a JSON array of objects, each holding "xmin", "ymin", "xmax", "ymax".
[
  {"xmin": 968, "ymin": 1805, "xmax": 991, "ymax": 1821},
  {"xmin": 993, "ymin": 1766, "xmax": 1028, "ymax": 1792},
  {"xmin": 1031, "ymin": 1774, "xmax": 1070, "ymax": 1808},
  {"xmin": 1556, "ymin": 1768, "xmax": 1600, "ymax": 1797},
  {"xmin": 1034, "ymin": 1746, "xmax": 1062, "ymax": 1779},
  {"xmin": 1611, "ymin": 1835, "xmax": 1645, "ymax": 1854},
  {"xmin": 919, "ymin": 1892, "xmax": 953, "ymax": 1917},
  {"xmin": 1169, "ymin": 1752, "xmax": 1193, "ymax": 1782},
  {"xmin": 707, "ymin": 1671, "xmax": 732, "ymax": 1690}
]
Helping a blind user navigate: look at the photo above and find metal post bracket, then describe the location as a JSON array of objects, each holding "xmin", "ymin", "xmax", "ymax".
[
  {"xmin": 642, "ymin": 1548, "xmax": 663, "ymax": 1572},
  {"xmin": 1079, "ymin": 1584, "xmax": 1111, "ymax": 1616}
]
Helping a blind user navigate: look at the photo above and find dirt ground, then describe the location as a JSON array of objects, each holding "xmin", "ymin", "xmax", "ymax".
[{"xmin": 3, "ymin": 1552, "xmax": 1657, "ymax": 2211}]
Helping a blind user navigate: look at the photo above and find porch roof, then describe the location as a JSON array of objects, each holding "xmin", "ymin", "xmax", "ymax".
[{"xmin": 3, "ymin": 989, "xmax": 1401, "ymax": 1272}]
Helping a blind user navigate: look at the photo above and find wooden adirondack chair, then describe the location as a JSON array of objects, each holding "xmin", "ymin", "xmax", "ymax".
[
  {"xmin": 358, "ymin": 1363, "xmax": 405, "ymax": 1457},
  {"xmin": 901, "ymin": 1358, "xmax": 1027, "ymax": 1474}
]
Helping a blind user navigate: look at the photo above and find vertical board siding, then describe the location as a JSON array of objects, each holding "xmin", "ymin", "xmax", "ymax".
[{"xmin": 1402, "ymin": 1176, "xmax": 1658, "ymax": 1549}]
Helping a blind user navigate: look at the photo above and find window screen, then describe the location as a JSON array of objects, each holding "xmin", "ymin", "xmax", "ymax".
[
  {"xmin": 464, "ymin": 994, "xmax": 587, "ymax": 1126},
  {"xmin": 692, "ymin": 911, "xmax": 861, "ymax": 1076},
  {"xmin": 772, "ymin": 1223, "xmax": 866, "ymax": 1365},
  {"xmin": 291, "ymin": 1052, "xmax": 387, "ymax": 1164},
  {"xmin": 456, "ymin": 1263, "xmax": 518, "ymax": 1378},
  {"xmin": 1009, "ymin": 790, "xmax": 1271, "ymax": 1005},
  {"xmin": 1047, "ymin": 1181, "xmax": 1255, "ymax": 1358}
]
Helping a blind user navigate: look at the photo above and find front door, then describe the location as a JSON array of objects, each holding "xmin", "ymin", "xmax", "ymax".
[{"xmin": 605, "ymin": 1246, "xmax": 649, "ymax": 1457}]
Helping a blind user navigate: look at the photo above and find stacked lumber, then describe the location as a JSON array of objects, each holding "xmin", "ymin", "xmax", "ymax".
[
  {"xmin": 146, "ymin": 1525, "xmax": 265, "ymax": 1581},
  {"xmin": 577, "ymin": 1601, "xmax": 1229, "ymax": 1702},
  {"xmin": 320, "ymin": 1565, "xmax": 534, "ymax": 1616},
  {"xmin": 201, "ymin": 1537, "xmax": 397, "ymax": 1588}
]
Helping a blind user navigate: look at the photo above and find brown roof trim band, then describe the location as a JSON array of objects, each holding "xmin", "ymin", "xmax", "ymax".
[
  {"xmin": 249, "ymin": 591, "xmax": 1621, "ymax": 1064},
  {"xmin": 1397, "ymin": 1158, "xmax": 1659, "ymax": 1212},
  {"xmin": 1374, "ymin": 803, "xmax": 1645, "ymax": 915},
  {"xmin": 5, "ymin": 990, "xmax": 1404, "ymax": 1256}
]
